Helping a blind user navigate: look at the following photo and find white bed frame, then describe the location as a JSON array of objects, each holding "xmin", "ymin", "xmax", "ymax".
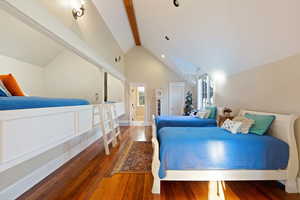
[
  {"xmin": 0, "ymin": 103, "xmax": 125, "ymax": 173},
  {"xmin": 151, "ymin": 110, "xmax": 299, "ymax": 194}
]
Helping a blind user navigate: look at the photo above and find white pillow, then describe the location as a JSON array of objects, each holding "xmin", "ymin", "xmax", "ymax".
[
  {"xmin": 204, "ymin": 109, "xmax": 211, "ymax": 118},
  {"xmin": 232, "ymin": 116, "xmax": 255, "ymax": 134},
  {"xmin": 196, "ymin": 111, "xmax": 207, "ymax": 118},
  {"xmin": 196, "ymin": 110, "xmax": 210, "ymax": 119},
  {"xmin": 221, "ymin": 119, "xmax": 242, "ymax": 134}
]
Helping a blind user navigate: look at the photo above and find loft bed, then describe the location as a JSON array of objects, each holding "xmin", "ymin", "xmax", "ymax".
[
  {"xmin": 0, "ymin": 97, "xmax": 125, "ymax": 173},
  {"xmin": 151, "ymin": 110, "xmax": 299, "ymax": 194}
]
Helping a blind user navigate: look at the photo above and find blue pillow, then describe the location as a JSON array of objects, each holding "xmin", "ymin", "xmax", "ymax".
[
  {"xmin": 207, "ymin": 106, "xmax": 217, "ymax": 119},
  {"xmin": 0, "ymin": 80, "xmax": 11, "ymax": 96},
  {"xmin": 0, "ymin": 88, "xmax": 8, "ymax": 97},
  {"xmin": 245, "ymin": 113, "xmax": 275, "ymax": 135}
]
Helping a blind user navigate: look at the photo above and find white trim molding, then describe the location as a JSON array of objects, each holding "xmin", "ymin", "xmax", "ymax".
[
  {"xmin": 0, "ymin": 129, "xmax": 101, "ymax": 200},
  {"xmin": 298, "ymin": 177, "xmax": 300, "ymax": 193},
  {"xmin": 119, "ymin": 120, "xmax": 151, "ymax": 126}
]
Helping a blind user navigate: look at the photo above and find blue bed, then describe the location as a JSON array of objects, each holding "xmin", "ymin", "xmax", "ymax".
[
  {"xmin": 0, "ymin": 96, "xmax": 90, "ymax": 110},
  {"xmin": 155, "ymin": 116, "xmax": 217, "ymax": 131},
  {"xmin": 157, "ymin": 127, "xmax": 289, "ymax": 178}
]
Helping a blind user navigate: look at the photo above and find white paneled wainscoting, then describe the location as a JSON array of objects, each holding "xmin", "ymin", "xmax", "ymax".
[{"xmin": 0, "ymin": 103, "xmax": 125, "ymax": 200}]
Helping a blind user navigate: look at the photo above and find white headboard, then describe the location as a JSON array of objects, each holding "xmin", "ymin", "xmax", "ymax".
[
  {"xmin": 239, "ymin": 110, "xmax": 299, "ymax": 181},
  {"xmin": 239, "ymin": 110, "xmax": 295, "ymax": 143}
]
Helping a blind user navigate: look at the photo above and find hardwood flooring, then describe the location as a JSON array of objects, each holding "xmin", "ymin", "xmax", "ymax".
[{"xmin": 18, "ymin": 126, "xmax": 300, "ymax": 200}]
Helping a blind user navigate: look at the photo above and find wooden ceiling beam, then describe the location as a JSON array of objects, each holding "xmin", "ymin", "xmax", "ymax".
[{"xmin": 123, "ymin": 0, "xmax": 141, "ymax": 46}]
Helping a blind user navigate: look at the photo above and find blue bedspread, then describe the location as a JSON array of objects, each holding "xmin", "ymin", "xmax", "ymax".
[
  {"xmin": 155, "ymin": 116, "xmax": 217, "ymax": 131},
  {"xmin": 0, "ymin": 96, "xmax": 90, "ymax": 110},
  {"xmin": 158, "ymin": 127, "xmax": 289, "ymax": 178}
]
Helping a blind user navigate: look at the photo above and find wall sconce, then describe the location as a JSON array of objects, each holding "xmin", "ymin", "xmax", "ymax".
[{"xmin": 72, "ymin": 0, "xmax": 85, "ymax": 20}]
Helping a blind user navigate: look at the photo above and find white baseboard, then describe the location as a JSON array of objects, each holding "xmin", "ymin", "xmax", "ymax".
[
  {"xmin": 119, "ymin": 120, "xmax": 130, "ymax": 126},
  {"xmin": 297, "ymin": 177, "xmax": 300, "ymax": 193},
  {"xmin": 0, "ymin": 130, "xmax": 101, "ymax": 200},
  {"xmin": 119, "ymin": 120, "xmax": 151, "ymax": 126}
]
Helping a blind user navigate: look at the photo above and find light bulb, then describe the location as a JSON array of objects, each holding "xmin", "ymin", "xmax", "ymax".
[
  {"xmin": 212, "ymin": 71, "xmax": 226, "ymax": 84},
  {"xmin": 70, "ymin": 0, "xmax": 81, "ymax": 10}
]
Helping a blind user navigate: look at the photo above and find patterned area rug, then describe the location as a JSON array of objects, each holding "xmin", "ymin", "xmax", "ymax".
[{"xmin": 112, "ymin": 141, "xmax": 152, "ymax": 175}]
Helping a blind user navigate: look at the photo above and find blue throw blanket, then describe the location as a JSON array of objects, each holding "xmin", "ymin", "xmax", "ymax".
[
  {"xmin": 155, "ymin": 116, "xmax": 217, "ymax": 131},
  {"xmin": 0, "ymin": 96, "xmax": 90, "ymax": 110},
  {"xmin": 157, "ymin": 127, "xmax": 289, "ymax": 178}
]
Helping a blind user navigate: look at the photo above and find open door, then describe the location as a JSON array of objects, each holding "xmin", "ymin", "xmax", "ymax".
[{"xmin": 129, "ymin": 84, "xmax": 147, "ymax": 125}]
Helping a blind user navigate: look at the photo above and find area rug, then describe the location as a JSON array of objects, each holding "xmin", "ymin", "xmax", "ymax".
[{"xmin": 111, "ymin": 141, "xmax": 152, "ymax": 175}]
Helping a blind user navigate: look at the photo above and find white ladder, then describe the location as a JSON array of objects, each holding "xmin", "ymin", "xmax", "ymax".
[
  {"xmin": 92, "ymin": 104, "xmax": 117, "ymax": 155},
  {"xmin": 110, "ymin": 104, "xmax": 121, "ymax": 142}
]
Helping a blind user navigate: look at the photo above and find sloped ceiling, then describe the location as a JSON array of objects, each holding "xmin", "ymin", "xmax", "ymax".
[
  {"xmin": 0, "ymin": 8, "xmax": 64, "ymax": 67},
  {"xmin": 132, "ymin": 0, "xmax": 300, "ymax": 77},
  {"xmin": 92, "ymin": 0, "xmax": 135, "ymax": 53}
]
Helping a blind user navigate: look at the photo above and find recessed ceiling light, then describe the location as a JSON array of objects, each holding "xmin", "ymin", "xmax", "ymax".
[
  {"xmin": 161, "ymin": 54, "xmax": 165, "ymax": 58},
  {"xmin": 212, "ymin": 71, "xmax": 226, "ymax": 84}
]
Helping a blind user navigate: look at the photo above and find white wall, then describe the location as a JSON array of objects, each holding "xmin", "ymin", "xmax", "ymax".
[
  {"xmin": 37, "ymin": 0, "xmax": 125, "ymax": 75},
  {"xmin": 107, "ymin": 73, "xmax": 124, "ymax": 102},
  {"xmin": 44, "ymin": 50, "xmax": 102, "ymax": 103},
  {"xmin": 0, "ymin": 54, "xmax": 45, "ymax": 96},
  {"xmin": 123, "ymin": 47, "xmax": 195, "ymax": 122},
  {"xmin": 215, "ymin": 53, "xmax": 300, "ymax": 177}
]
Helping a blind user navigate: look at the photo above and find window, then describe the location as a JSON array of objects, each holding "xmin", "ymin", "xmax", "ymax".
[
  {"xmin": 137, "ymin": 87, "xmax": 145, "ymax": 106},
  {"xmin": 197, "ymin": 74, "xmax": 214, "ymax": 109}
]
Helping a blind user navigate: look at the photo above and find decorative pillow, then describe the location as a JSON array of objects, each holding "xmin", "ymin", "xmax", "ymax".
[
  {"xmin": 206, "ymin": 106, "xmax": 217, "ymax": 119},
  {"xmin": 196, "ymin": 110, "xmax": 210, "ymax": 119},
  {"xmin": 0, "ymin": 74, "xmax": 25, "ymax": 96},
  {"xmin": 0, "ymin": 80, "xmax": 12, "ymax": 96},
  {"xmin": 204, "ymin": 109, "xmax": 211, "ymax": 118},
  {"xmin": 221, "ymin": 119, "xmax": 242, "ymax": 134},
  {"xmin": 0, "ymin": 87, "xmax": 8, "ymax": 96},
  {"xmin": 244, "ymin": 113, "xmax": 275, "ymax": 135},
  {"xmin": 233, "ymin": 116, "xmax": 255, "ymax": 134}
]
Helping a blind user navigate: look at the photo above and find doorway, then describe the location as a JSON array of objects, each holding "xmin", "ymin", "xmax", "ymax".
[
  {"xmin": 129, "ymin": 83, "xmax": 147, "ymax": 125},
  {"xmin": 169, "ymin": 82, "xmax": 185, "ymax": 115}
]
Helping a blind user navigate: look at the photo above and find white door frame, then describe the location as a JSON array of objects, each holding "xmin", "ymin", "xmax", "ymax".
[
  {"xmin": 169, "ymin": 82, "xmax": 185, "ymax": 115},
  {"xmin": 129, "ymin": 83, "xmax": 148, "ymax": 126}
]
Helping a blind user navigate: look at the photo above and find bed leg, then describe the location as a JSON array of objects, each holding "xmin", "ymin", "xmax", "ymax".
[
  {"xmin": 103, "ymin": 135, "xmax": 110, "ymax": 155},
  {"xmin": 112, "ymin": 128, "xmax": 118, "ymax": 147},
  {"xmin": 285, "ymin": 179, "xmax": 298, "ymax": 193},
  {"xmin": 112, "ymin": 137, "xmax": 117, "ymax": 147},
  {"xmin": 152, "ymin": 178, "xmax": 161, "ymax": 194}
]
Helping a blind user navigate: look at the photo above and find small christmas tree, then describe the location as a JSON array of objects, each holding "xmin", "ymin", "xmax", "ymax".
[{"xmin": 184, "ymin": 91, "xmax": 194, "ymax": 116}]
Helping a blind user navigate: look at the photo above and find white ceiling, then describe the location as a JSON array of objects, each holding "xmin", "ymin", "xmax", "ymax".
[
  {"xmin": 92, "ymin": 0, "xmax": 135, "ymax": 53},
  {"xmin": 132, "ymin": 0, "xmax": 300, "ymax": 76},
  {"xmin": 0, "ymin": 8, "xmax": 64, "ymax": 67}
]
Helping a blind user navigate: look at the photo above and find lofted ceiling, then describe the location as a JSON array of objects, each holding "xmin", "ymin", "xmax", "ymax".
[
  {"xmin": 97, "ymin": 0, "xmax": 300, "ymax": 78},
  {"xmin": 134, "ymin": 0, "xmax": 300, "ymax": 76},
  {"xmin": 92, "ymin": 0, "xmax": 135, "ymax": 53},
  {"xmin": 0, "ymin": 8, "xmax": 64, "ymax": 67}
]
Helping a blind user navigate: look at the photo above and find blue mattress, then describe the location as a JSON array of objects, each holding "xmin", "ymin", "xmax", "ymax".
[
  {"xmin": 0, "ymin": 96, "xmax": 90, "ymax": 110},
  {"xmin": 155, "ymin": 116, "xmax": 217, "ymax": 131},
  {"xmin": 158, "ymin": 127, "xmax": 289, "ymax": 178}
]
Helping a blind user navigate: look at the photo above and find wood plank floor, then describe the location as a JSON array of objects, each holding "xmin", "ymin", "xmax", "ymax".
[{"xmin": 18, "ymin": 126, "xmax": 300, "ymax": 200}]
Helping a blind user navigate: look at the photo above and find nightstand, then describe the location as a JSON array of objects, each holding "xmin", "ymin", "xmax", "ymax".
[{"xmin": 218, "ymin": 115, "xmax": 234, "ymax": 127}]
